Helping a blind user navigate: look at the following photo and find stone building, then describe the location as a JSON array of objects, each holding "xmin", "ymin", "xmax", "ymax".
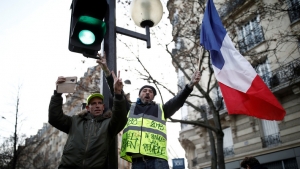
[
  {"xmin": 22, "ymin": 65, "xmax": 131, "ymax": 169},
  {"xmin": 167, "ymin": 0, "xmax": 300, "ymax": 168},
  {"xmin": 23, "ymin": 123, "xmax": 64, "ymax": 168}
]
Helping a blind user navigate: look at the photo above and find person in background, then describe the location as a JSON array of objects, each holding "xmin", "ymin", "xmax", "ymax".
[{"xmin": 241, "ymin": 156, "xmax": 268, "ymax": 169}]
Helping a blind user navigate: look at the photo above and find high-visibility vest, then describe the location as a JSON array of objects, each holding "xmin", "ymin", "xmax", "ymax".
[{"xmin": 120, "ymin": 103, "xmax": 168, "ymax": 162}]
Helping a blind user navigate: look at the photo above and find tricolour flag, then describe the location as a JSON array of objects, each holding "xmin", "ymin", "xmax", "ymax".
[{"xmin": 200, "ymin": 0, "xmax": 285, "ymax": 120}]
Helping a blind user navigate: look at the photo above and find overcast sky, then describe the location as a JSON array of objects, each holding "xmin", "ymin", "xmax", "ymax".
[{"xmin": 0, "ymin": 0, "xmax": 186, "ymax": 166}]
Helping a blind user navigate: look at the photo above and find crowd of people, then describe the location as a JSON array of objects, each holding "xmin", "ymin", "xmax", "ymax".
[
  {"xmin": 48, "ymin": 52, "xmax": 201, "ymax": 169},
  {"xmin": 48, "ymin": 51, "xmax": 271, "ymax": 169}
]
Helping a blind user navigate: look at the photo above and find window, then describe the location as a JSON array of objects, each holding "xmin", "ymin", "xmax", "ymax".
[
  {"xmin": 261, "ymin": 120, "xmax": 280, "ymax": 147},
  {"xmin": 287, "ymin": 0, "xmax": 300, "ymax": 23},
  {"xmin": 238, "ymin": 16, "xmax": 264, "ymax": 53},
  {"xmin": 214, "ymin": 86, "xmax": 225, "ymax": 109},
  {"xmin": 223, "ymin": 127, "xmax": 234, "ymax": 156},
  {"xmin": 176, "ymin": 38, "xmax": 183, "ymax": 50},
  {"xmin": 262, "ymin": 120, "xmax": 279, "ymax": 136},
  {"xmin": 254, "ymin": 59, "xmax": 269, "ymax": 77},
  {"xmin": 172, "ymin": 10, "xmax": 179, "ymax": 26},
  {"xmin": 178, "ymin": 69, "xmax": 185, "ymax": 89},
  {"xmin": 180, "ymin": 105, "xmax": 188, "ymax": 129},
  {"xmin": 254, "ymin": 59, "xmax": 271, "ymax": 87}
]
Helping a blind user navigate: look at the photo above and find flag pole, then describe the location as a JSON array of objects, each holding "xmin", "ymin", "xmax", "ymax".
[{"xmin": 198, "ymin": 46, "xmax": 205, "ymax": 73}]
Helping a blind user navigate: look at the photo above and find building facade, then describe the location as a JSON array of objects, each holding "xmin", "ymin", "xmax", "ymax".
[{"xmin": 167, "ymin": 0, "xmax": 300, "ymax": 168}]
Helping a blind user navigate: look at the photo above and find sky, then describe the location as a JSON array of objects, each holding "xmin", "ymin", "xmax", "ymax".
[{"xmin": 0, "ymin": 0, "xmax": 186, "ymax": 166}]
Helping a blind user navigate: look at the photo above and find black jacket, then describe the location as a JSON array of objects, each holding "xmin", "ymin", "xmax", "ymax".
[{"xmin": 48, "ymin": 91, "xmax": 127, "ymax": 169}]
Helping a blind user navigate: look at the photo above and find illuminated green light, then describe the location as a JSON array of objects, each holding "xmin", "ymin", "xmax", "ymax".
[
  {"xmin": 78, "ymin": 30, "xmax": 95, "ymax": 45},
  {"xmin": 79, "ymin": 16, "xmax": 101, "ymax": 25}
]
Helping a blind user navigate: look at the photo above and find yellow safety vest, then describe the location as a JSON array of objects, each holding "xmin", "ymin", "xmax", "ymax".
[{"xmin": 120, "ymin": 103, "xmax": 168, "ymax": 162}]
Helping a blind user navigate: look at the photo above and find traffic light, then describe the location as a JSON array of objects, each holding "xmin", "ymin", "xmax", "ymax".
[{"xmin": 68, "ymin": 0, "xmax": 108, "ymax": 57}]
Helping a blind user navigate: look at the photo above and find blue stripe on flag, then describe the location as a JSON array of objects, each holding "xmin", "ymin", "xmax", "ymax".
[{"xmin": 200, "ymin": 0, "xmax": 227, "ymax": 70}]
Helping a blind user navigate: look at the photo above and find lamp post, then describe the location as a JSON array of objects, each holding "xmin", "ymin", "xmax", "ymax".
[
  {"xmin": 103, "ymin": 0, "xmax": 163, "ymax": 110},
  {"xmin": 102, "ymin": 0, "xmax": 163, "ymax": 168}
]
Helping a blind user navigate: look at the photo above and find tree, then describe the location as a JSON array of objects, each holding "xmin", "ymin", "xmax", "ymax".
[
  {"xmin": 0, "ymin": 128, "xmax": 57, "ymax": 169},
  {"xmin": 0, "ymin": 86, "xmax": 24, "ymax": 169},
  {"xmin": 0, "ymin": 86, "xmax": 55, "ymax": 169}
]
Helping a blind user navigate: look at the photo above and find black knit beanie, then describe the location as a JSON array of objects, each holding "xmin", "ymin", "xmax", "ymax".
[{"xmin": 139, "ymin": 85, "xmax": 157, "ymax": 96}]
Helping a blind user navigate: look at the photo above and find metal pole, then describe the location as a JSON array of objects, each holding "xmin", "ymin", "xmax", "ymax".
[
  {"xmin": 116, "ymin": 25, "xmax": 151, "ymax": 48},
  {"xmin": 102, "ymin": 1, "xmax": 153, "ymax": 168},
  {"xmin": 145, "ymin": 25, "xmax": 150, "ymax": 48},
  {"xmin": 103, "ymin": 0, "xmax": 116, "ymax": 110},
  {"xmin": 104, "ymin": 0, "xmax": 117, "ymax": 168}
]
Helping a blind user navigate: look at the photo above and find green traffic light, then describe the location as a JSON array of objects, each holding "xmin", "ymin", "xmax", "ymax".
[
  {"xmin": 79, "ymin": 16, "xmax": 102, "ymax": 25},
  {"xmin": 78, "ymin": 30, "xmax": 95, "ymax": 45}
]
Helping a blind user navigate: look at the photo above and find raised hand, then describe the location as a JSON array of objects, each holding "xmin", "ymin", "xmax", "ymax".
[
  {"xmin": 112, "ymin": 71, "xmax": 123, "ymax": 95},
  {"xmin": 96, "ymin": 52, "xmax": 111, "ymax": 76},
  {"xmin": 188, "ymin": 70, "xmax": 201, "ymax": 88}
]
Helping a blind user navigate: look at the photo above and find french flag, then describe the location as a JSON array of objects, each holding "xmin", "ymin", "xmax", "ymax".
[{"xmin": 200, "ymin": 0, "xmax": 286, "ymax": 120}]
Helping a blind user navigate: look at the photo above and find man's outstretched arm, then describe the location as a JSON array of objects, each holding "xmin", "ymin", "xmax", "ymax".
[
  {"xmin": 48, "ymin": 76, "xmax": 72, "ymax": 133},
  {"xmin": 97, "ymin": 52, "xmax": 114, "ymax": 96},
  {"xmin": 97, "ymin": 52, "xmax": 131, "ymax": 111},
  {"xmin": 163, "ymin": 70, "xmax": 201, "ymax": 118}
]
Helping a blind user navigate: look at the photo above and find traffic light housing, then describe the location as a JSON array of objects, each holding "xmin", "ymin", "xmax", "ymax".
[{"xmin": 69, "ymin": 0, "xmax": 108, "ymax": 57}]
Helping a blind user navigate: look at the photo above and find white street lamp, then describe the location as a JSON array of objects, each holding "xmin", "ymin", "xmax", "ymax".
[{"xmin": 130, "ymin": 0, "xmax": 163, "ymax": 28}]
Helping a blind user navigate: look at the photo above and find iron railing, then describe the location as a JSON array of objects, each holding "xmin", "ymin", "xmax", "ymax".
[
  {"xmin": 261, "ymin": 132, "xmax": 281, "ymax": 148},
  {"xmin": 223, "ymin": 145, "xmax": 235, "ymax": 156},
  {"xmin": 259, "ymin": 58, "xmax": 300, "ymax": 89},
  {"xmin": 219, "ymin": 0, "xmax": 300, "ymax": 24},
  {"xmin": 219, "ymin": 0, "xmax": 247, "ymax": 18}
]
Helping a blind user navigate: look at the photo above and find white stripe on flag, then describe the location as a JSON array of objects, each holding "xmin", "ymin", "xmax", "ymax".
[{"xmin": 214, "ymin": 34, "xmax": 257, "ymax": 93}]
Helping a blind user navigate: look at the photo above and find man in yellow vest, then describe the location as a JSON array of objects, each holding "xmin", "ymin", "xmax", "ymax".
[{"xmin": 96, "ymin": 52, "xmax": 201, "ymax": 169}]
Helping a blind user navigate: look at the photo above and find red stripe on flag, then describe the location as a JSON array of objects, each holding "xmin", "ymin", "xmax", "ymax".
[{"xmin": 219, "ymin": 75, "xmax": 286, "ymax": 120}]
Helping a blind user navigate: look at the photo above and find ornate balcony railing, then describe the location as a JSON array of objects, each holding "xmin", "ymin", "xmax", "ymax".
[
  {"xmin": 223, "ymin": 145, "xmax": 235, "ymax": 156},
  {"xmin": 219, "ymin": 0, "xmax": 247, "ymax": 18},
  {"xmin": 261, "ymin": 132, "xmax": 281, "ymax": 148},
  {"xmin": 259, "ymin": 58, "xmax": 300, "ymax": 90}
]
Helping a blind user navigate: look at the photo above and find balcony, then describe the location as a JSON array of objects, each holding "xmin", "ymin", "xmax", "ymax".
[
  {"xmin": 219, "ymin": 0, "xmax": 247, "ymax": 18},
  {"xmin": 259, "ymin": 58, "xmax": 300, "ymax": 91},
  {"xmin": 261, "ymin": 132, "xmax": 281, "ymax": 148},
  {"xmin": 223, "ymin": 145, "xmax": 235, "ymax": 157}
]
